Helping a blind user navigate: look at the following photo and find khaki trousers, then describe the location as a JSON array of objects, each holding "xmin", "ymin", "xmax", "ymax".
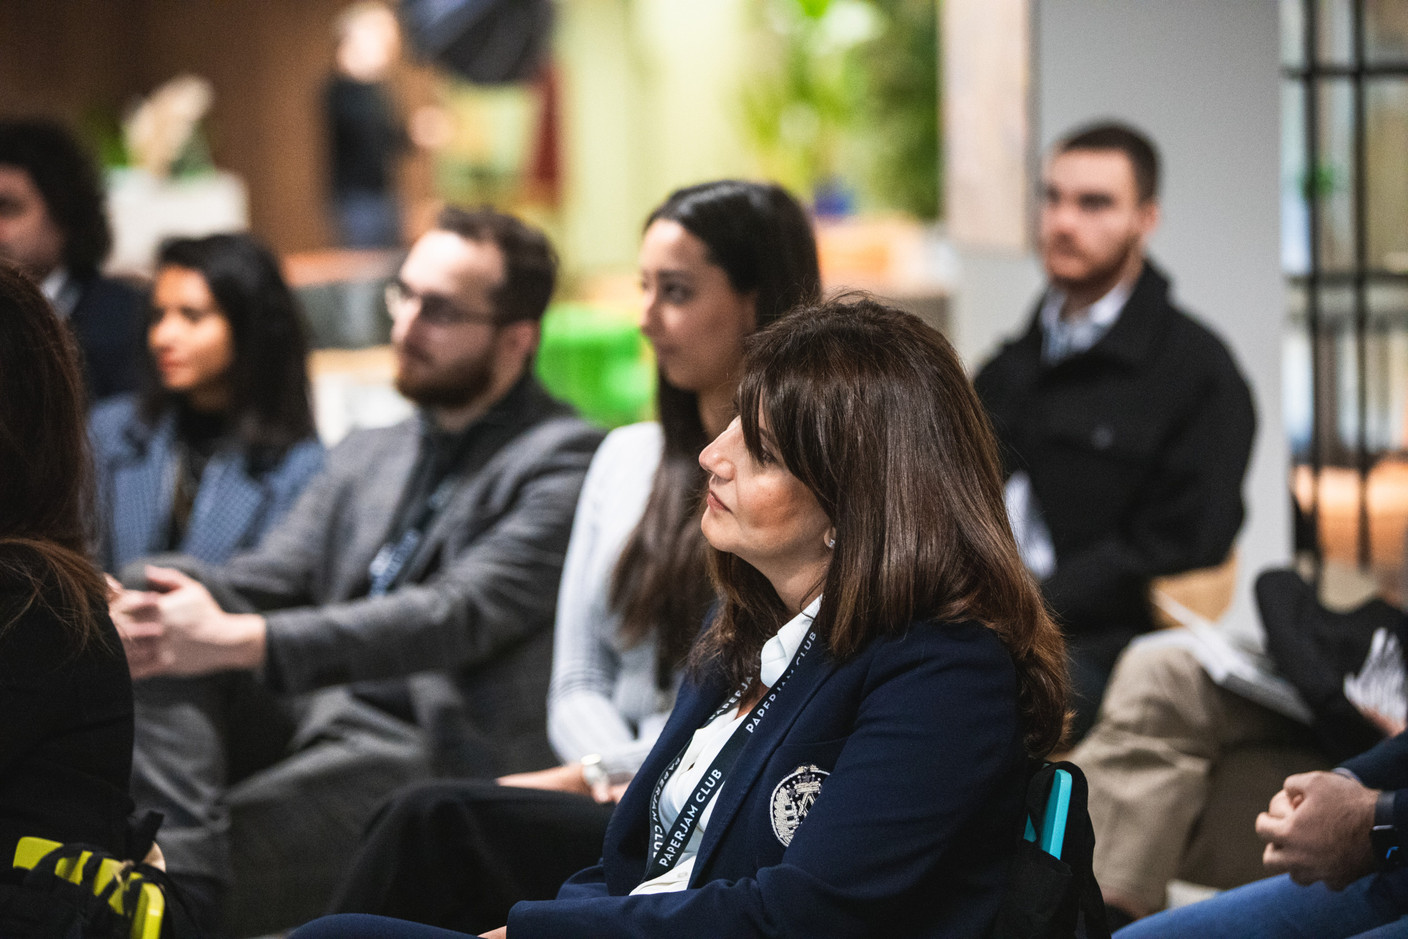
[{"xmin": 1071, "ymin": 642, "xmax": 1316, "ymax": 911}]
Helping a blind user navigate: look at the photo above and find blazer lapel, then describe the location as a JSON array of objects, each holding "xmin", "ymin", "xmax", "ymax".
[
  {"xmin": 109, "ymin": 417, "xmax": 176, "ymax": 570},
  {"xmin": 334, "ymin": 423, "xmax": 422, "ymax": 599},
  {"xmin": 603, "ymin": 678, "xmax": 725, "ymax": 894},
  {"xmin": 395, "ymin": 413, "xmax": 553, "ymax": 587},
  {"xmin": 688, "ymin": 632, "xmax": 835, "ymax": 883},
  {"xmin": 181, "ymin": 450, "xmax": 266, "ymax": 564},
  {"xmin": 398, "ymin": 465, "xmax": 487, "ymax": 586}
]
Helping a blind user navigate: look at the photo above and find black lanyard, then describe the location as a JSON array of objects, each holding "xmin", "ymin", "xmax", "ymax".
[
  {"xmin": 366, "ymin": 477, "xmax": 454, "ymax": 597},
  {"xmin": 642, "ymin": 628, "xmax": 817, "ymax": 883}
]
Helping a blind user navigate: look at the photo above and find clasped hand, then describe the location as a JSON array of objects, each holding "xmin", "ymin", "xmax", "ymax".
[
  {"xmin": 108, "ymin": 566, "xmax": 266, "ymax": 679},
  {"xmin": 1255, "ymin": 770, "xmax": 1379, "ymax": 890}
]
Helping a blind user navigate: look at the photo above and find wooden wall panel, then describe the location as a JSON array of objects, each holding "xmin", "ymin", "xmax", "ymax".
[{"xmin": 0, "ymin": 0, "xmax": 435, "ymax": 255}]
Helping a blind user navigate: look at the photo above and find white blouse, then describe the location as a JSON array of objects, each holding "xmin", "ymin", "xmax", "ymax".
[{"xmin": 631, "ymin": 596, "xmax": 821, "ymax": 895}]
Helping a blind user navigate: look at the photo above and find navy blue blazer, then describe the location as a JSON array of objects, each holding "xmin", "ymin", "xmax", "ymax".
[
  {"xmin": 509, "ymin": 619, "xmax": 1027, "ymax": 939},
  {"xmin": 89, "ymin": 395, "xmax": 325, "ymax": 571}
]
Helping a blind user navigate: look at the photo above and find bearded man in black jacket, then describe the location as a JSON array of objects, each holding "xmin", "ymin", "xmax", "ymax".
[{"xmin": 974, "ymin": 122, "xmax": 1256, "ymax": 740}]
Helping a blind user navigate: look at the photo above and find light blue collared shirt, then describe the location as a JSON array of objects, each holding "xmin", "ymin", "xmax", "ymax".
[{"xmin": 1038, "ymin": 279, "xmax": 1132, "ymax": 365}]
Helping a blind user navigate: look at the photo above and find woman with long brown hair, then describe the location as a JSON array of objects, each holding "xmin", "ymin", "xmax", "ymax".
[
  {"xmin": 0, "ymin": 264, "xmax": 136, "ymax": 884},
  {"xmin": 298, "ymin": 297, "xmax": 1068, "ymax": 937}
]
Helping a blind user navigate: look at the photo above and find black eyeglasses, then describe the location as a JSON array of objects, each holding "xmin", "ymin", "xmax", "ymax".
[{"xmin": 384, "ymin": 280, "xmax": 500, "ymax": 328}]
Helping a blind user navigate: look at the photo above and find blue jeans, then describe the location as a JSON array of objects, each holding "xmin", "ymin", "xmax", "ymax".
[{"xmin": 1116, "ymin": 873, "xmax": 1408, "ymax": 938}]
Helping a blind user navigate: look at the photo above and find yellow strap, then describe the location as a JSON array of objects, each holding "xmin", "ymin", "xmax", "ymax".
[{"xmin": 13, "ymin": 837, "xmax": 166, "ymax": 939}]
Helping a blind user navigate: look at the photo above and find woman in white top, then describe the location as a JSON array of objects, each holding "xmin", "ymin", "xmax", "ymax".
[{"xmin": 322, "ymin": 180, "xmax": 822, "ymax": 930}]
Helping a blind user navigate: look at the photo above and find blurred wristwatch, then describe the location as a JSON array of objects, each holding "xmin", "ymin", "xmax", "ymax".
[{"xmin": 1372, "ymin": 790, "xmax": 1401, "ymax": 869}]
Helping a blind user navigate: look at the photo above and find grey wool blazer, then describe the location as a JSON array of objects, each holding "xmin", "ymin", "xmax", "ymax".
[{"xmin": 133, "ymin": 376, "xmax": 604, "ymax": 775}]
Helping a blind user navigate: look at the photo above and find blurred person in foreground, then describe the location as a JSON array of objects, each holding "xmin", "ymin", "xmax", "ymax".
[
  {"xmin": 0, "ymin": 263, "xmax": 138, "ymax": 930},
  {"xmin": 1116, "ymin": 720, "xmax": 1408, "ymax": 938}
]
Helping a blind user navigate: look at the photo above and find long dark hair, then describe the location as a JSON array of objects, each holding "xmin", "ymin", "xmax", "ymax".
[
  {"xmin": 139, "ymin": 233, "xmax": 316, "ymax": 456},
  {"xmin": 611, "ymin": 180, "xmax": 821, "ymax": 685},
  {"xmin": 693, "ymin": 297, "xmax": 1070, "ymax": 757},
  {"xmin": 0, "ymin": 263, "xmax": 110, "ymax": 648},
  {"xmin": 0, "ymin": 119, "xmax": 111, "ymax": 278}
]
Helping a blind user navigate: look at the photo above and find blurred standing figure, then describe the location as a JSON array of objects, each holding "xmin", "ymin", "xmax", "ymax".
[
  {"xmin": 326, "ymin": 1, "xmax": 407, "ymax": 248},
  {"xmin": 0, "ymin": 119, "xmax": 145, "ymax": 402},
  {"xmin": 89, "ymin": 233, "xmax": 324, "ymax": 575},
  {"xmin": 974, "ymin": 121, "xmax": 1256, "ymax": 740}
]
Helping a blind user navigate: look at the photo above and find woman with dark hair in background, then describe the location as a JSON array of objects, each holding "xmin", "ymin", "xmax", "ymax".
[
  {"xmin": 89, "ymin": 232, "xmax": 324, "ymax": 575},
  {"xmin": 0, "ymin": 264, "xmax": 136, "ymax": 916},
  {"xmin": 322, "ymin": 180, "xmax": 820, "ymax": 931},
  {"xmin": 298, "ymin": 298, "xmax": 1070, "ymax": 938}
]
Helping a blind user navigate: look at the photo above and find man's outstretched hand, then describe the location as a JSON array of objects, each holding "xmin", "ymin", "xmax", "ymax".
[{"xmin": 108, "ymin": 566, "xmax": 266, "ymax": 678}]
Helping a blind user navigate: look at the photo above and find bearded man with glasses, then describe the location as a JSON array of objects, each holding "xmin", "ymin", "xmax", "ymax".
[{"xmin": 109, "ymin": 207, "xmax": 603, "ymax": 935}]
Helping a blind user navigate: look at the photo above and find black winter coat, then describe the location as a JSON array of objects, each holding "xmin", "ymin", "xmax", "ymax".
[{"xmin": 974, "ymin": 260, "xmax": 1256, "ymax": 642}]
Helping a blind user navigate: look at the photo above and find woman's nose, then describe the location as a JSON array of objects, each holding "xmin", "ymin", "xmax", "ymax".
[
  {"xmin": 638, "ymin": 292, "xmax": 660, "ymax": 337},
  {"xmin": 149, "ymin": 313, "xmax": 176, "ymax": 347},
  {"xmin": 699, "ymin": 418, "xmax": 740, "ymax": 476}
]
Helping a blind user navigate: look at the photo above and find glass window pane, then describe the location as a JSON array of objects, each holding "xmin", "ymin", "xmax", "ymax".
[
  {"xmin": 1367, "ymin": 282, "xmax": 1408, "ymax": 452},
  {"xmin": 1285, "ymin": 282, "xmax": 1313, "ymax": 458},
  {"xmin": 1318, "ymin": 0, "xmax": 1354, "ymax": 66},
  {"xmin": 1367, "ymin": 80, "xmax": 1408, "ymax": 272},
  {"xmin": 1316, "ymin": 82, "xmax": 1357, "ymax": 273},
  {"xmin": 1282, "ymin": 0, "xmax": 1306, "ymax": 69},
  {"xmin": 1367, "ymin": 0, "xmax": 1408, "ymax": 64},
  {"xmin": 1332, "ymin": 301, "xmax": 1360, "ymax": 457},
  {"xmin": 1294, "ymin": 284, "xmax": 1350, "ymax": 464},
  {"xmin": 1358, "ymin": 287, "xmax": 1408, "ymax": 576},
  {"xmin": 1284, "ymin": 81, "xmax": 1310, "ymax": 274}
]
